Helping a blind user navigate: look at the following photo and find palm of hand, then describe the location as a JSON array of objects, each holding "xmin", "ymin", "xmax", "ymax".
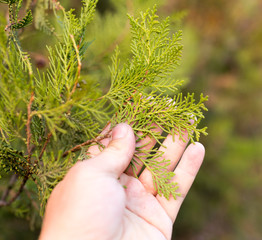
[
  {"xmin": 41, "ymin": 164, "xmax": 171, "ymax": 239},
  {"xmin": 120, "ymin": 173, "xmax": 172, "ymax": 240},
  {"xmin": 86, "ymin": 171, "xmax": 172, "ymax": 240}
]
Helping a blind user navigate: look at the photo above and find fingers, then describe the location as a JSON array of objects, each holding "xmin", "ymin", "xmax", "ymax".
[
  {"xmin": 119, "ymin": 173, "xmax": 173, "ymax": 240},
  {"xmin": 89, "ymin": 123, "xmax": 136, "ymax": 178},
  {"xmin": 139, "ymin": 130, "xmax": 190, "ymax": 195},
  {"xmin": 156, "ymin": 142, "xmax": 205, "ymax": 223},
  {"xmin": 87, "ymin": 123, "xmax": 162, "ymax": 178}
]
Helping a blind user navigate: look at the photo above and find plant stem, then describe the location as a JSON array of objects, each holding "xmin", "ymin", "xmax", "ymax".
[
  {"xmin": 0, "ymin": 176, "xmax": 28, "ymax": 207},
  {"xmin": 62, "ymin": 130, "xmax": 112, "ymax": 158},
  {"xmin": 38, "ymin": 132, "xmax": 52, "ymax": 162}
]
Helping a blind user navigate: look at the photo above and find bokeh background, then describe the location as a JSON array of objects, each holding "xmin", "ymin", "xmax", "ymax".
[{"xmin": 0, "ymin": 0, "xmax": 261, "ymax": 239}]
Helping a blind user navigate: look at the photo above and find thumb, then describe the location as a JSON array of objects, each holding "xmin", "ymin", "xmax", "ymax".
[{"xmin": 92, "ymin": 123, "xmax": 136, "ymax": 177}]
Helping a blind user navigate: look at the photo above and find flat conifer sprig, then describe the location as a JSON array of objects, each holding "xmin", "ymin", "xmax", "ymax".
[
  {"xmin": 106, "ymin": 6, "xmax": 184, "ymax": 106},
  {"xmin": 104, "ymin": 7, "xmax": 208, "ymax": 198}
]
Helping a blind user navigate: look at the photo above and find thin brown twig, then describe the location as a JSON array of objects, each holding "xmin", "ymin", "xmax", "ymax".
[
  {"xmin": 38, "ymin": 132, "xmax": 52, "ymax": 161},
  {"xmin": 62, "ymin": 130, "xmax": 112, "ymax": 158},
  {"xmin": 0, "ymin": 174, "xmax": 18, "ymax": 203},
  {"xmin": 0, "ymin": 176, "xmax": 28, "ymax": 207},
  {"xmin": 26, "ymin": 92, "xmax": 34, "ymax": 162},
  {"xmin": 101, "ymin": 121, "xmax": 111, "ymax": 133}
]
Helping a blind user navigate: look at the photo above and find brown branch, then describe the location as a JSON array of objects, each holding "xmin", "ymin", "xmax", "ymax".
[
  {"xmin": 62, "ymin": 130, "xmax": 112, "ymax": 158},
  {"xmin": 0, "ymin": 176, "xmax": 28, "ymax": 207},
  {"xmin": 26, "ymin": 92, "xmax": 34, "ymax": 162},
  {"xmin": 38, "ymin": 132, "xmax": 52, "ymax": 161},
  {"xmin": 1, "ymin": 174, "xmax": 18, "ymax": 203}
]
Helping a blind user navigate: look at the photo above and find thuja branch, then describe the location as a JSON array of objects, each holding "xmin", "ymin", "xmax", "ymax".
[{"xmin": 0, "ymin": 1, "xmax": 208, "ymax": 216}]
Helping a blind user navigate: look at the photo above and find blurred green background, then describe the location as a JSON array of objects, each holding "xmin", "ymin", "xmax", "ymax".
[
  {"xmin": 169, "ymin": 1, "xmax": 262, "ymax": 239},
  {"xmin": 0, "ymin": 0, "xmax": 262, "ymax": 239}
]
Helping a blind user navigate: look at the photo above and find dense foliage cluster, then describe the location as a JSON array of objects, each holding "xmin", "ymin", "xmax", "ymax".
[{"xmin": 0, "ymin": 0, "xmax": 207, "ymax": 223}]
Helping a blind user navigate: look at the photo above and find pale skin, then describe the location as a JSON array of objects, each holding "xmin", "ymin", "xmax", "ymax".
[{"xmin": 39, "ymin": 123, "xmax": 205, "ymax": 240}]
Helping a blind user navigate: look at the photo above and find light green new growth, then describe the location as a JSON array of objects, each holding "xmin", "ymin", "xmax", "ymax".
[
  {"xmin": 105, "ymin": 7, "xmax": 207, "ymax": 198},
  {"xmin": 0, "ymin": 0, "xmax": 208, "ymax": 218}
]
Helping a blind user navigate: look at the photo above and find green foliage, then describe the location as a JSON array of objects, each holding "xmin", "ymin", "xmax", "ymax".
[
  {"xmin": 111, "ymin": 92, "xmax": 207, "ymax": 198},
  {"xmin": 36, "ymin": 151, "xmax": 74, "ymax": 216},
  {"xmin": 11, "ymin": 10, "xmax": 33, "ymax": 30},
  {"xmin": 0, "ymin": 0, "xmax": 207, "ymax": 225},
  {"xmin": 0, "ymin": 144, "xmax": 33, "ymax": 177},
  {"xmin": 2, "ymin": 0, "xmax": 32, "ymax": 30}
]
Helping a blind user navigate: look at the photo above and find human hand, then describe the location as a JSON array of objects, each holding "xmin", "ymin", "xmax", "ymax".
[{"xmin": 39, "ymin": 123, "xmax": 205, "ymax": 240}]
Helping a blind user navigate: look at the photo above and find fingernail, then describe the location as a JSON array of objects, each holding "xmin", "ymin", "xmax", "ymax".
[{"xmin": 112, "ymin": 123, "xmax": 128, "ymax": 140}]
